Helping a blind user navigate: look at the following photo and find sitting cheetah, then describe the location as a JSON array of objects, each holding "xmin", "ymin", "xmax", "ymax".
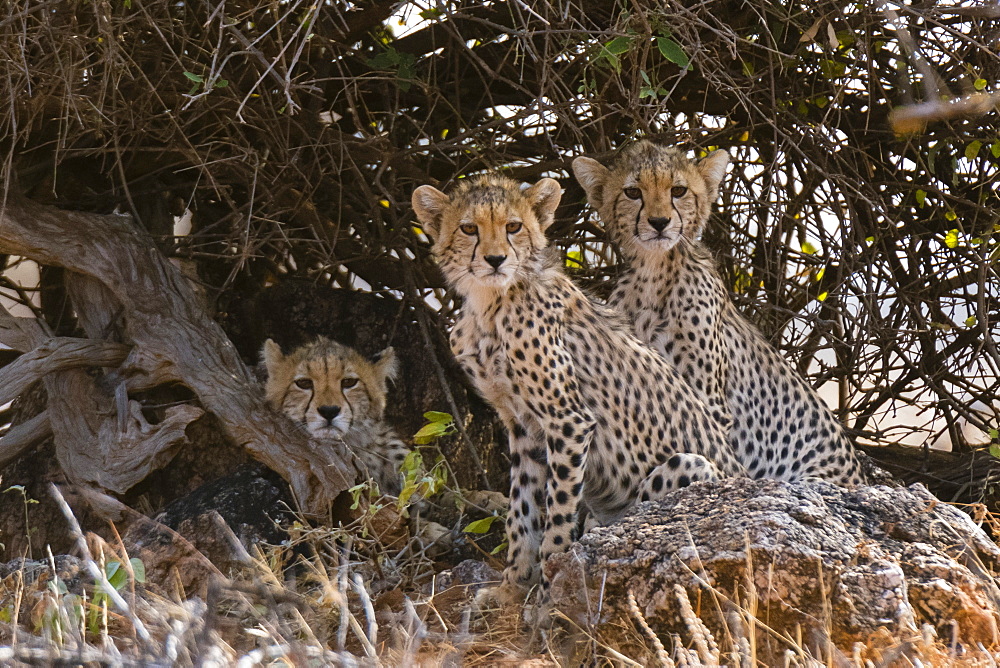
[
  {"xmin": 263, "ymin": 336, "xmax": 410, "ymax": 496},
  {"xmin": 572, "ymin": 140, "xmax": 865, "ymax": 485},
  {"xmin": 411, "ymin": 174, "xmax": 746, "ymax": 600}
]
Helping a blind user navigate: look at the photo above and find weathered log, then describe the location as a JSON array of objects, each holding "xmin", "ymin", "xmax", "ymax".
[
  {"xmin": 0, "ymin": 410, "xmax": 50, "ymax": 469},
  {"xmin": 0, "ymin": 195, "xmax": 352, "ymax": 514},
  {"xmin": 0, "ymin": 337, "xmax": 128, "ymax": 407}
]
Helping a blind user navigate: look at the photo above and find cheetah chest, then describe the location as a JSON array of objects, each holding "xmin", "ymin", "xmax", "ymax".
[{"xmin": 450, "ymin": 315, "xmax": 516, "ymax": 408}]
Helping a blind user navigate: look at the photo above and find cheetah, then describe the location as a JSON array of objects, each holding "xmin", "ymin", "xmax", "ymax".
[
  {"xmin": 411, "ymin": 174, "xmax": 746, "ymax": 600},
  {"xmin": 572, "ymin": 140, "xmax": 865, "ymax": 485},
  {"xmin": 263, "ymin": 336, "xmax": 410, "ymax": 496}
]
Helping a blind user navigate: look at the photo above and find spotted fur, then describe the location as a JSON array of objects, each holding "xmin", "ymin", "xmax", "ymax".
[
  {"xmin": 573, "ymin": 140, "xmax": 865, "ymax": 485},
  {"xmin": 263, "ymin": 337, "xmax": 409, "ymax": 495},
  {"xmin": 412, "ymin": 174, "xmax": 745, "ymax": 600}
]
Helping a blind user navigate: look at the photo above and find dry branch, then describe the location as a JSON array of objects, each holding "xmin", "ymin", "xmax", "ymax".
[
  {"xmin": 0, "ymin": 410, "xmax": 50, "ymax": 469},
  {"xmin": 0, "ymin": 195, "xmax": 353, "ymax": 513},
  {"xmin": 0, "ymin": 337, "xmax": 128, "ymax": 406}
]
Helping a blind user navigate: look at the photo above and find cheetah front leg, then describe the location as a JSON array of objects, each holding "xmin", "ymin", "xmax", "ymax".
[{"xmin": 499, "ymin": 415, "xmax": 548, "ymax": 596}]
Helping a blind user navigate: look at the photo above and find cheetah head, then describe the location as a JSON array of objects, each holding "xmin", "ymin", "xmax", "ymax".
[
  {"xmin": 572, "ymin": 141, "xmax": 729, "ymax": 257},
  {"xmin": 411, "ymin": 174, "xmax": 562, "ymax": 298},
  {"xmin": 262, "ymin": 337, "xmax": 398, "ymax": 441}
]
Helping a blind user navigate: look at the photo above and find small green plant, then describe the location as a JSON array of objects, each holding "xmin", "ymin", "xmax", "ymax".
[
  {"xmin": 182, "ymin": 71, "xmax": 229, "ymax": 96},
  {"xmin": 412, "ymin": 411, "xmax": 456, "ymax": 444},
  {"xmin": 87, "ymin": 558, "xmax": 145, "ymax": 636},
  {"xmin": 397, "ymin": 449, "xmax": 449, "ymax": 509},
  {"xmin": 4, "ymin": 484, "xmax": 39, "ymax": 558},
  {"xmin": 366, "ymin": 46, "xmax": 417, "ymax": 92},
  {"xmin": 463, "ymin": 512, "xmax": 508, "ymax": 555}
]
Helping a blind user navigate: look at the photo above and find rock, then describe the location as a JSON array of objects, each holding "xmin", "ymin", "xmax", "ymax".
[
  {"xmin": 546, "ymin": 479, "xmax": 1000, "ymax": 660},
  {"xmin": 121, "ymin": 464, "xmax": 293, "ymax": 595},
  {"xmin": 0, "ymin": 555, "xmax": 85, "ymax": 595},
  {"xmin": 433, "ymin": 559, "xmax": 502, "ymax": 595}
]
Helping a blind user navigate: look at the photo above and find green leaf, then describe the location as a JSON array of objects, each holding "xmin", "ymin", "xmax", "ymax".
[
  {"xmin": 418, "ymin": 8, "xmax": 442, "ymax": 20},
  {"xmin": 183, "ymin": 71, "xmax": 204, "ymax": 83},
  {"xmin": 865, "ymin": 236, "xmax": 875, "ymax": 244},
  {"xmin": 965, "ymin": 315, "xmax": 978, "ymax": 327},
  {"xmin": 991, "ymin": 141, "xmax": 1000, "ymax": 158},
  {"xmin": 129, "ymin": 558, "xmax": 145, "ymax": 584},
  {"xmin": 490, "ymin": 540, "xmax": 509, "ymax": 555},
  {"xmin": 348, "ymin": 483, "xmax": 368, "ymax": 510},
  {"xmin": 604, "ymin": 36, "xmax": 632, "ymax": 56},
  {"xmin": 213, "ymin": 79, "xmax": 229, "ymax": 89},
  {"xmin": 990, "ymin": 444, "xmax": 1000, "ymax": 458},
  {"xmin": 413, "ymin": 421, "xmax": 451, "ymax": 444},
  {"xmin": 915, "ymin": 189, "xmax": 926, "ymax": 207},
  {"xmin": 106, "ymin": 561, "xmax": 127, "ymax": 591},
  {"xmin": 800, "ymin": 241, "xmax": 818, "ymax": 255},
  {"xmin": 423, "ymin": 411, "xmax": 453, "ymax": 424},
  {"xmin": 595, "ymin": 37, "xmax": 631, "ymax": 72},
  {"xmin": 367, "ymin": 49, "xmax": 400, "ymax": 70},
  {"xmin": 397, "ymin": 480, "xmax": 419, "ymax": 507},
  {"xmin": 819, "ymin": 59, "xmax": 846, "ymax": 79},
  {"xmin": 975, "ymin": 78, "xmax": 988, "ymax": 91},
  {"xmin": 944, "ymin": 229, "xmax": 959, "ymax": 248},
  {"xmin": 966, "ymin": 140, "xmax": 983, "ymax": 160},
  {"xmin": 401, "ymin": 449, "xmax": 424, "ymax": 478},
  {"xmin": 464, "ymin": 514, "xmax": 500, "ymax": 534},
  {"xmin": 990, "ymin": 428, "xmax": 999, "ymax": 440},
  {"xmin": 656, "ymin": 37, "xmax": 689, "ymax": 69},
  {"xmin": 945, "ymin": 210, "xmax": 958, "ymax": 222}
]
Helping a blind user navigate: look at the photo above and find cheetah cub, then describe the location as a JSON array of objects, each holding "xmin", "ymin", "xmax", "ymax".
[
  {"xmin": 412, "ymin": 174, "xmax": 745, "ymax": 601},
  {"xmin": 573, "ymin": 140, "xmax": 865, "ymax": 485},
  {"xmin": 263, "ymin": 336, "xmax": 410, "ymax": 496}
]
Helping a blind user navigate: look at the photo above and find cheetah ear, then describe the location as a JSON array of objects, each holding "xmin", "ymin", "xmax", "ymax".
[
  {"xmin": 523, "ymin": 178, "xmax": 562, "ymax": 232},
  {"xmin": 571, "ymin": 157, "xmax": 610, "ymax": 211},
  {"xmin": 262, "ymin": 339, "xmax": 284, "ymax": 375},
  {"xmin": 697, "ymin": 149, "xmax": 730, "ymax": 198},
  {"xmin": 411, "ymin": 185, "xmax": 450, "ymax": 239},
  {"xmin": 371, "ymin": 346, "xmax": 399, "ymax": 385},
  {"xmin": 261, "ymin": 339, "xmax": 291, "ymax": 408}
]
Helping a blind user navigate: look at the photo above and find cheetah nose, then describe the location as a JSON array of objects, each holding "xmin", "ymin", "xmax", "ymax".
[
  {"xmin": 317, "ymin": 405, "xmax": 341, "ymax": 421},
  {"xmin": 648, "ymin": 217, "xmax": 670, "ymax": 232},
  {"xmin": 484, "ymin": 254, "xmax": 507, "ymax": 269}
]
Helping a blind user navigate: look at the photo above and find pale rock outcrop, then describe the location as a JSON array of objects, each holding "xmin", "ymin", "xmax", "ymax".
[{"xmin": 547, "ymin": 479, "xmax": 1000, "ymax": 658}]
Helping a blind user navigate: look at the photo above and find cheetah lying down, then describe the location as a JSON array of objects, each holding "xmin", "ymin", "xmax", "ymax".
[{"xmin": 262, "ymin": 336, "xmax": 410, "ymax": 496}]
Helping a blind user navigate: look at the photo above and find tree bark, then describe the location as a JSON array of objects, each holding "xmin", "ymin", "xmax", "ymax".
[{"xmin": 0, "ymin": 195, "xmax": 353, "ymax": 514}]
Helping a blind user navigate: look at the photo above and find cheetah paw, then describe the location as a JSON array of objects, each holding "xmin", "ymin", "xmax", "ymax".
[{"xmin": 473, "ymin": 581, "xmax": 528, "ymax": 610}]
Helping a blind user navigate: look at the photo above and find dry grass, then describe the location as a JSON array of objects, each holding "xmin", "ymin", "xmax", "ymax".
[{"xmin": 3, "ymin": 486, "xmax": 1000, "ymax": 666}]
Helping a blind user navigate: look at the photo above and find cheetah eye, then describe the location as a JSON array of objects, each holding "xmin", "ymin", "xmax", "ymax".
[
  {"xmin": 294, "ymin": 378, "xmax": 313, "ymax": 390},
  {"xmin": 506, "ymin": 221, "xmax": 522, "ymax": 234},
  {"xmin": 671, "ymin": 186, "xmax": 688, "ymax": 198},
  {"xmin": 623, "ymin": 187, "xmax": 642, "ymax": 200},
  {"xmin": 459, "ymin": 223, "xmax": 478, "ymax": 236},
  {"xmin": 341, "ymin": 377, "xmax": 359, "ymax": 389}
]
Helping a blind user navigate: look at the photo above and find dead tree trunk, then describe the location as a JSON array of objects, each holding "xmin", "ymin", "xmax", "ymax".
[{"xmin": 0, "ymin": 195, "xmax": 353, "ymax": 515}]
